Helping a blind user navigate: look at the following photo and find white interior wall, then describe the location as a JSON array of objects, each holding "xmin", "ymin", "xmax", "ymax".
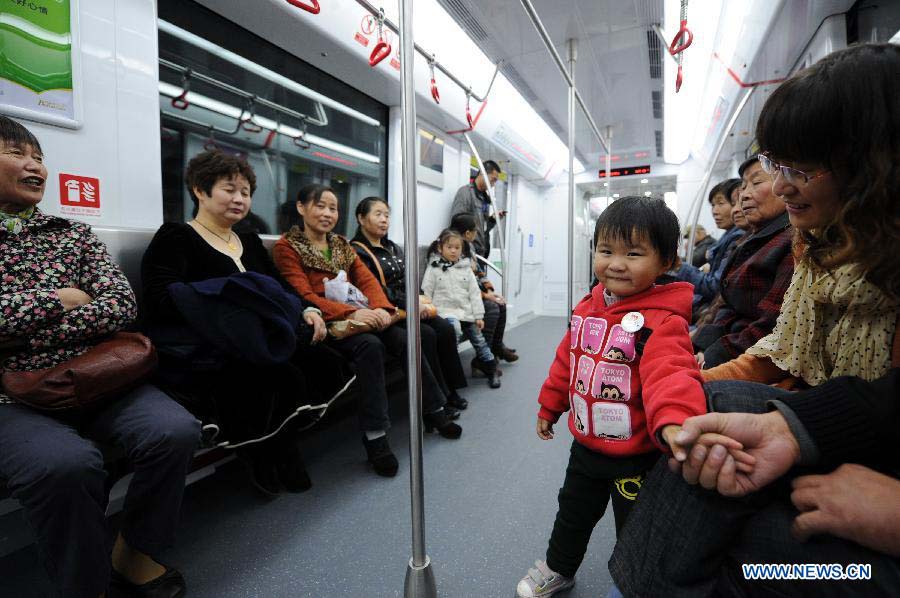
[{"xmin": 14, "ymin": 0, "xmax": 162, "ymax": 230}]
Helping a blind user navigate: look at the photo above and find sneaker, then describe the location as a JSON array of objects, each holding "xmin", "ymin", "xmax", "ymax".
[
  {"xmin": 516, "ymin": 561, "xmax": 575, "ymax": 597},
  {"xmin": 362, "ymin": 435, "xmax": 399, "ymax": 477}
]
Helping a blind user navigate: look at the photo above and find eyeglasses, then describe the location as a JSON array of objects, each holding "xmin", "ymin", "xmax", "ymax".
[{"xmin": 757, "ymin": 154, "xmax": 828, "ymax": 186}]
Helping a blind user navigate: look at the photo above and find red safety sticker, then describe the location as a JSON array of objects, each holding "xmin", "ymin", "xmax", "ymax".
[
  {"xmin": 59, "ymin": 174, "xmax": 101, "ymax": 217},
  {"xmin": 390, "ymin": 58, "xmax": 400, "ymax": 70},
  {"xmin": 354, "ymin": 32, "xmax": 369, "ymax": 47}
]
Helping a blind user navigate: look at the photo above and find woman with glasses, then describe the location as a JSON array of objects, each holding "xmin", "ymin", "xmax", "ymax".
[{"xmin": 610, "ymin": 43, "xmax": 900, "ymax": 597}]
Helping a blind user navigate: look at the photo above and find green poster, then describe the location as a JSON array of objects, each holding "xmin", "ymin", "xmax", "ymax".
[{"xmin": 0, "ymin": 0, "xmax": 77, "ymax": 125}]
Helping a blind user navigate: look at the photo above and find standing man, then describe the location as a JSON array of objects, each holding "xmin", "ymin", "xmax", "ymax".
[{"xmin": 451, "ymin": 160, "xmax": 519, "ymax": 364}]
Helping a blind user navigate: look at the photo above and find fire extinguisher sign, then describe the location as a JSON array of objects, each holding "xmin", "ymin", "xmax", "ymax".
[{"xmin": 59, "ymin": 173, "xmax": 101, "ymax": 217}]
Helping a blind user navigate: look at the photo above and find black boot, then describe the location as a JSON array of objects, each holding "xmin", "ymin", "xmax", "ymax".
[
  {"xmin": 471, "ymin": 357, "xmax": 503, "ymax": 378},
  {"xmin": 478, "ymin": 358, "xmax": 502, "ymax": 389},
  {"xmin": 362, "ymin": 434, "xmax": 399, "ymax": 477},
  {"xmin": 494, "ymin": 346, "xmax": 519, "ymax": 362},
  {"xmin": 444, "ymin": 404, "xmax": 461, "ymax": 420},
  {"xmin": 423, "ymin": 409, "xmax": 462, "ymax": 439},
  {"xmin": 276, "ymin": 442, "xmax": 312, "ymax": 493},
  {"xmin": 247, "ymin": 455, "xmax": 281, "ymax": 497},
  {"xmin": 447, "ymin": 390, "xmax": 468, "ymax": 410}
]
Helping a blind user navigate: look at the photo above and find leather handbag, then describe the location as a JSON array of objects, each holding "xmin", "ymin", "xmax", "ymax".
[
  {"xmin": 326, "ymin": 319, "xmax": 372, "ymax": 340},
  {"xmin": 1, "ymin": 332, "xmax": 158, "ymax": 412}
]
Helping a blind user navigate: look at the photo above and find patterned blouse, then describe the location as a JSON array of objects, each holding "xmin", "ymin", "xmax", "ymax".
[{"xmin": 0, "ymin": 209, "xmax": 137, "ymax": 402}]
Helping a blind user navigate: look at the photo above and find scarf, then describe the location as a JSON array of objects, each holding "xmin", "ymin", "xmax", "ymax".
[
  {"xmin": 746, "ymin": 259, "xmax": 897, "ymax": 386},
  {"xmin": 431, "ymin": 257, "xmax": 454, "ymax": 272},
  {"xmin": 0, "ymin": 206, "xmax": 34, "ymax": 235},
  {"xmin": 282, "ymin": 226, "xmax": 358, "ymax": 275}
]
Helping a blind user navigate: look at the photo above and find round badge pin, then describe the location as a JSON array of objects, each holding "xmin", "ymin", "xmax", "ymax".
[{"xmin": 621, "ymin": 311, "xmax": 644, "ymax": 333}]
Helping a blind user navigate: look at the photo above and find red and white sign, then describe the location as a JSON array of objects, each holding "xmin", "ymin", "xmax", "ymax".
[{"xmin": 59, "ymin": 173, "xmax": 101, "ymax": 217}]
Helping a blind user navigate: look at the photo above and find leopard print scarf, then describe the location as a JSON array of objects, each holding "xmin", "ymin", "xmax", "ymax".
[{"xmin": 282, "ymin": 225, "xmax": 358, "ymax": 274}]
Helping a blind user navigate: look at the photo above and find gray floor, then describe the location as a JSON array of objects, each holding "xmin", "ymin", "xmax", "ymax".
[{"xmin": 0, "ymin": 317, "xmax": 618, "ymax": 597}]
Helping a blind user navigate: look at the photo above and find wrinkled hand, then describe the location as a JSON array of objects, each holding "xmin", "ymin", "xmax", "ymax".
[
  {"xmin": 669, "ymin": 411, "xmax": 800, "ymax": 497},
  {"xmin": 56, "ymin": 288, "xmax": 92, "ymax": 312},
  {"xmin": 373, "ymin": 308, "xmax": 393, "ymax": 330},
  {"xmin": 536, "ymin": 417, "xmax": 554, "ymax": 440},
  {"xmin": 791, "ymin": 464, "xmax": 900, "ymax": 557},
  {"xmin": 350, "ymin": 309, "xmax": 381, "ymax": 328},
  {"xmin": 303, "ymin": 311, "xmax": 327, "ymax": 344}
]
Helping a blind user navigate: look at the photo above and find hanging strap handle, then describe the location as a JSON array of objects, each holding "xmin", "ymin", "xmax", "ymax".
[
  {"xmin": 285, "ymin": 0, "xmax": 321, "ymax": 14},
  {"xmin": 429, "ymin": 59, "xmax": 440, "ymax": 104},
  {"xmin": 171, "ymin": 70, "xmax": 191, "ymax": 110},
  {"xmin": 369, "ymin": 9, "xmax": 391, "ymax": 67},
  {"xmin": 668, "ymin": 0, "xmax": 692, "ymax": 92},
  {"xmin": 239, "ymin": 97, "xmax": 264, "ymax": 133},
  {"xmin": 465, "ymin": 92, "xmax": 474, "ymax": 127},
  {"xmin": 352, "ymin": 241, "xmax": 388, "ymax": 287}
]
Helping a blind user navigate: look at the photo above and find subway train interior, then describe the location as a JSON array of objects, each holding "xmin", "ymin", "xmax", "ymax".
[{"xmin": 0, "ymin": 0, "xmax": 898, "ymax": 596}]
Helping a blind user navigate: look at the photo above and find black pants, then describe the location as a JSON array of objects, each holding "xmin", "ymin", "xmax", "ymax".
[
  {"xmin": 421, "ymin": 316, "xmax": 467, "ymax": 391},
  {"xmin": 482, "ymin": 298, "xmax": 507, "ymax": 352},
  {"xmin": 332, "ymin": 325, "xmax": 446, "ymax": 432},
  {"xmin": 0, "ymin": 385, "xmax": 200, "ymax": 597},
  {"xmin": 546, "ymin": 441, "xmax": 656, "ymax": 578}
]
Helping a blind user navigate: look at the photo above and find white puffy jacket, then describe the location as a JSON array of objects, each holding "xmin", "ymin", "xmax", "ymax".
[{"xmin": 421, "ymin": 254, "xmax": 485, "ymax": 322}]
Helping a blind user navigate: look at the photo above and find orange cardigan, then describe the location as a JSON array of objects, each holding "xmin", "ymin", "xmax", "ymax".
[{"xmin": 272, "ymin": 237, "xmax": 394, "ymax": 321}]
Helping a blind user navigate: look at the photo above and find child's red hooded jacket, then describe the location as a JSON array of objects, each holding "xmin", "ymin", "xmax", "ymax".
[{"xmin": 538, "ymin": 281, "xmax": 706, "ymax": 457}]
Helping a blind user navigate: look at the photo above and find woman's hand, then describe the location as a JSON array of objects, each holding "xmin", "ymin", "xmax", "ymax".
[
  {"xmin": 476, "ymin": 319, "xmax": 485, "ymax": 330},
  {"xmin": 56, "ymin": 288, "xmax": 93, "ymax": 312},
  {"xmin": 350, "ymin": 309, "xmax": 381, "ymax": 328},
  {"xmin": 483, "ymin": 291, "xmax": 505, "ymax": 305},
  {"xmin": 303, "ymin": 311, "xmax": 327, "ymax": 344},
  {"xmin": 695, "ymin": 351, "xmax": 705, "ymax": 367},
  {"xmin": 373, "ymin": 308, "xmax": 393, "ymax": 329}
]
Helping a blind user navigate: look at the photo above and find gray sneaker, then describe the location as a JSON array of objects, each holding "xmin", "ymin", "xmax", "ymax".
[{"xmin": 516, "ymin": 560, "xmax": 575, "ymax": 597}]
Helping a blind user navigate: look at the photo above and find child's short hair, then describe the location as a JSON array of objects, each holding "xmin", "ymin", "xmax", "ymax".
[
  {"xmin": 429, "ymin": 228, "xmax": 464, "ymax": 256},
  {"xmin": 592, "ymin": 196, "xmax": 680, "ymax": 267},
  {"xmin": 449, "ymin": 213, "xmax": 477, "ymax": 234}
]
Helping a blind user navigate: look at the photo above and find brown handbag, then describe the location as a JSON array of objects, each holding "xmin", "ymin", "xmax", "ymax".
[{"xmin": 1, "ymin": 332, "xmax": 158, "ymax": 412}]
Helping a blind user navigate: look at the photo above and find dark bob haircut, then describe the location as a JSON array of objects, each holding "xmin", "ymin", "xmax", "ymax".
[
  {"xmin": 592, "ymin": 196, "xmax": 680, "ymax": 268},
  {"xmin": 185, "ymin": 150, "xmax": 256, "ymax": 215},
  {"xmin": 355, "ymin": 196, "xmax": 389, "ymax": 219},
  {"xmin": 723, "ymin": 178, "xmax": 742, "ymax": 204},
  {"xmin": 707, "ymin": 178, "xmax": 739, "ymax": 204},
  {"xmin": 756, "ymin": 42, "xmax": 900, "ymax": 297},
  {"xmin": 449, "ymin": 212, "xmax": 477, "ymax": 234},
  {"xmin": 737, "ymin": 155, "xmax": 759, "ymax": 178},
  {"xmin": 296, "ymin": 183, "xmax": 337, "ymax": 206},
  {"xmin": 0, "ymin": 115, "xmax": 42, "ymax": 154}
]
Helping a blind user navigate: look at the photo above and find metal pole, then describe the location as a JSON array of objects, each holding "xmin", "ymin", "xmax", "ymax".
[
  {"xmin": 518, "ymin": 0, "xmax": 609, "ymax": 154},
  {"xmin": 605, "ymin": 126, "xmax": 612, "ymax": 208},
  {"xmin": 398, "ymin": 0, "xmax": 436, "ymax": 596},
  {"xmin": 462, "ymin": 132, "xmax": 506, "ymax": 280},
  {"xmin": 685, "ymin": 87, "xmax": 754, "ymax": 261},
  {"xmin": 567, "ymin": 39, "xmax": 576, "ymax": 317}
]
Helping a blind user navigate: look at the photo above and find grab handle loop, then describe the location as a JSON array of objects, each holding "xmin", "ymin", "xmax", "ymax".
[
  {"xmin": 668, "ymin": 0, "xmax": 691, "ymax": 92},
  {"xmin": 465, "ymin": 93, "xmax": 474, "ymax": 128},
  {"xmin": 240, "ymin": 97, "xmax": 264, "ymax": 134},
  {"xmin": 171, "ymin": 70, "xmax": 191, "ymax": 110},
  {"xmin": 285, "ymin": 0, "xmax": 320, "ymax": 14},
  {"xmin": 369, "ymin": 10, "xmax": 391, "ymax": 67},
  {"xmin": 293, "ymin": 121, "xmax": 311, "ymax": 149},
  {"xmin": 429, "ymin": 59, "xmax": 440, "ymax": 104}
]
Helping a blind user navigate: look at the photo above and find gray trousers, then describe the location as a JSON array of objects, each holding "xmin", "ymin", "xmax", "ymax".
[
  {"xmin": 609, "ymin": 380, "xmax": 900, "ymax": 597},
  {"xmin": 0, "ymin": 385, "xmax": 200, "ymax": 597}
]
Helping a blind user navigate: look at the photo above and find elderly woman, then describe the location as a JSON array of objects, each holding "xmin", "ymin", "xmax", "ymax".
[
  {"xmin": 273, "ymin": 184, "xmax": 461, "ymax": 478},
  {"xmin": 692, "ymin": 156, "xmax": 795, "ymax": 368},
  {"xmin": 610, "ymin": 43, "xmax": 900, "ymax": 597},
  {"xmin": 0, "ymin": 116, "xmax": 199, "ymax": 597},
  {"xmin": 351, "ymin": 196, "xmax": 469, "ymax": 410},
  {"xmin": 142, "ymin": 150, "xmax": 334, "ymax": 497}
]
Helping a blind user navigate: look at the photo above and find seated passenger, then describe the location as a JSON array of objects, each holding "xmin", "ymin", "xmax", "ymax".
[
  {"xmin": 673, "ymin": 179, "xmax": 744, "ymax": 317},
  {"xmin": 272, "ymin": 184, "xmax": 461, "ymax": 478},
  {"xmin": 515, "ymin": 197, "xmax": 720, "ymax": 598},
  {"xmin": 610, "ymin": 42, "xmax": 900, "ymax": 597},
  {"xmin": 0, "ymin": 115, "xmax": 199, "ymax": 598},
  {"xmin": 422, "ymin": 229, "xmax": 501, "ymax": 389},
  {"xmin": 449, "ymin": 213, "xmax": 518, "ymax": 377},
  {"xmin": 351, "ymin": 197, "xmax": 469, "ymax": 411},
  {"xmin": 686, "ymin": 224, "xmax": 715, "ymax": 268},
  {"xmin": 141, "ymin": 150, "xmax": 335, "ymax": 496},
  {"xmin": 692, "ymin": 155, "xmax": 794, "ymax": 368}
]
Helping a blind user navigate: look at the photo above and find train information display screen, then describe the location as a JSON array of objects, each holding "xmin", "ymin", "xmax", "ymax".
[{"xmin": 598, "ymin": 165, "xmax": 651, "ymax": 178}]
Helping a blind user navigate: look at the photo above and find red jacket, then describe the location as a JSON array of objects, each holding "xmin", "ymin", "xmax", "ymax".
[{"xmin": 538, "ymin": 281, "xmax": 706, "ymax": 457}]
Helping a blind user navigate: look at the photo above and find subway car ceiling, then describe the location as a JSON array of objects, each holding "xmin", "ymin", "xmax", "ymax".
[{"xmin": 12, "ymin": 0, "xmax": 897, "ymax": 239}]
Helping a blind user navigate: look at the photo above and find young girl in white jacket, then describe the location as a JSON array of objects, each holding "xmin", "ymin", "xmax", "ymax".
[{"xmin": 422, "ymin": 229, "xmax": 501, "ymax": 388}]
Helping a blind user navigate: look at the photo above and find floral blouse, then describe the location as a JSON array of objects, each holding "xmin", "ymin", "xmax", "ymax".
[{"xmin": 0, "ymin": 209, "xmax": 137, "ymax": 402}]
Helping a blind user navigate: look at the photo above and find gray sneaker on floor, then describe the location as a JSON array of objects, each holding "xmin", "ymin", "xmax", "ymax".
[{"xmin": 516, "ymin": 560, "xmax": 575, "ymax": 597}]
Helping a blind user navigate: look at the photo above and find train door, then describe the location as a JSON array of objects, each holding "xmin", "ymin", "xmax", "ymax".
[{"xmin": 510, "ymin": 176, "xmax": 544, "ymax": 320}]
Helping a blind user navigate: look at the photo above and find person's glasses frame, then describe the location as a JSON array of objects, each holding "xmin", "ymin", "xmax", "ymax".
[{"xmin": 757, "ymin": 153, "xmax": 828, "ymax": 186}]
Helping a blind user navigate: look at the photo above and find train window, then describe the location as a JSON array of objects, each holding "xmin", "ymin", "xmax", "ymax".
[
  {"xmin": 157, "ymin": 0, "xmax": 388, "ymax": 236},
  {"xmin": 417, "ymin": 127, "xmax": 445, "ymax": 188}
]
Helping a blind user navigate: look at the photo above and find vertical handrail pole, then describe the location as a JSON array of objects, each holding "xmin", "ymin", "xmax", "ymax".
[
  {"xmin": 566, "ymin": 39, "xmax": 577, "ymax": 317},
  {"xmin": 605, "ymin": 125, "xmax": 613, "ymax": 208},
  {"xmin": 462, "ymin": 133, "xmax": 505, "ymax": 285},
  {"xmin": 685, "ymin": 87, "xmax": 754, "ymax": 262},
  {"xmin": 399, "ymin": 0, "xmax": 436, "ymax": 596}
]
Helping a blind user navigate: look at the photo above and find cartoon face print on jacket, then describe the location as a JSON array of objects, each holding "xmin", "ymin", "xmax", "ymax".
[
  {"xmin": 601, "ymin": 324, "xmax": 636, "ymax": 362},
  {"xmin": 574, "ymin": 355, "xmax": 595, "ymax": 394},
  {"xmin": 570, "ymin": 315, "xmax": 583, "ymax": 349},
  {"xmin": 591, "ymin": 362, "xmax": 632, "ymax": 402},
  {"xmin": 570, "ymin": 393, "xmax": 589, "ymax": 436},
  {"xmin": 580, "ymin": 317, "xmax": 608, "ymax": 355}
]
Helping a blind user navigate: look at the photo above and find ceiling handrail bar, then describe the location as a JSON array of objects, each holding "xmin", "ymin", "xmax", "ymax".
[
  {"xmin": 517, "ymin": 0, "xmax": 610, "ymax": 154},
  {"xmin": 352, "ymin": 0, "xmax": 501, "ymax": 104},
  {"xmin": 159, "ymin": 58, "xmax": 325, "ymax": 128}
]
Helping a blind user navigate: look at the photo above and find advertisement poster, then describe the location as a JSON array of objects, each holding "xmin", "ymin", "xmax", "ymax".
[{"xmin": 0, "ymin": 0, "xmax": 82, "ymax": 128}]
